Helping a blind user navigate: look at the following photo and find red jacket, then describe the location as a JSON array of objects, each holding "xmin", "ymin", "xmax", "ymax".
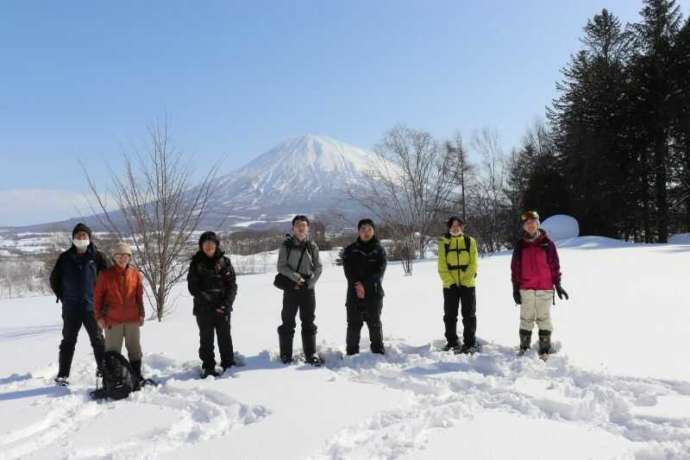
[
  {"xmin": 510, "ymin": 230, "xmax": 561, "ymax": 291},
  {"xmin": 94, "ymin": 265, "xmax": 144, "ymax": 326}
]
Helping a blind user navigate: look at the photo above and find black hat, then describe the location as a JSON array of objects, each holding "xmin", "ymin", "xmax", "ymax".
[
  {"xmin": 357, "ymin": 218, "xmax": 376, "ymax": 230},
  {"xmin": 72, "ymin": 222, "xmax": 92, "ymax": 239},
  {"xmin": 446, "ymin": 216, "xmax": 465, "ymax": 228},
  {"xmin": 198, "ymin": 231, "xmax": 220, "ymax": 248},
  {"xmin": 292, "ymin": 215, "xmax": 310, "ymax": 226}
]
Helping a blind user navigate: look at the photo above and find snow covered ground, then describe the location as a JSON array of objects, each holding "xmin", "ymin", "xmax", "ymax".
[{"xmin": 1, "ymin": 237, "xmax": 689, "ymax": 459}]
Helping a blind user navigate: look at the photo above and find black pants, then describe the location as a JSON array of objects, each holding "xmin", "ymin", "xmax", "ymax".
[
  {"xmin": 58, "ymin": 307, "xmax": 105, "ymax": 378},
  {"xmin": 277, "ymin": 289, "xmax": 317, "ymax": 358},
  {"xmin": 443, "ymin": 285, "xmax": 476, "ymax": 346},
  {"xmin": 196, "ymin": 311, "xmax": 234, "ymax": 370},
  {"xmin": 346, "ymin": 300, "xmax": 383, "ymax": 354}
]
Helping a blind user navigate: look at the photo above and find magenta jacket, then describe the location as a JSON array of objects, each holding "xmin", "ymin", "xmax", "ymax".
[{"xmin": 510, "ymin": 230, "xmax": 561, "ymax": 291}]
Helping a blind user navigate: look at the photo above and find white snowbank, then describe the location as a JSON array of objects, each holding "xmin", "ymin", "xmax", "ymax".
[{"xmin": 541, "ymin": 214, "xmax": 579, "ymax": 241}]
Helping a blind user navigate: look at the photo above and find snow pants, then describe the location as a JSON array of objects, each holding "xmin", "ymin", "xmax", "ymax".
[
  {"xmin": 104, "ymin": 322, "xmax": 143, "ymax": 361},
  {"xmin": 519, "ymin": 289, "xmax": 553, "ymax": 332}
]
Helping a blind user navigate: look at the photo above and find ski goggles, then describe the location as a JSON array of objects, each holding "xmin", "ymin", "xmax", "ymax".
[{"xmin": 521, "ymin": 210, "xmax": 540, "ymax": 222}]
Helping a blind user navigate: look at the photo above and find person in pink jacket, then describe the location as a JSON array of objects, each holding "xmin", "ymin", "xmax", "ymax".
[{"xmin": 510, "ymin": 211, "xmax": 569, "ymax": 356}]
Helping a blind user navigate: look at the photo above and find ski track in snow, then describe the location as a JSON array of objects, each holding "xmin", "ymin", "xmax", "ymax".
[
  {"xmin": 2, "ymin": 340, "xmax": 690, "ymax": 459},
  {"xmin": 0, "ymin": 357, "xmax": 268, "ymax": 460},
  {"xmin": 311, "ymin": 339, "xmax": 690, "ymax": 460}
]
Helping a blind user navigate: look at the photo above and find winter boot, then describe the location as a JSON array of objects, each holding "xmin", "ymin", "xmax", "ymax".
[
  {"xmin": 538, "ymin": 330, "xmax": 552, "ymax": 356},
  {"xmin": 130, "ymin": 360, "xmax": 144, "ymax": 383},
  {"xmin": 301, "ymin": 329, "xmax": 317, "ymax": 363},
  {"xmin": 54, "ymin": 376, "xmax": 69, "ymax": 386},
  {"xmin": 278, "ymin": 328, "xmax": 294, "ymax": 364},
  {"xmin": 519, "ymin": 329, "xmax": 532, "ymax": 355},
  {"xmin": 57, "ymin": 349, "xmax": 74, "ymax": 380},
  {"xmin": 200, "ymin": 367, "xmax": 220, "ymax": 379},
  {"xmin": 441, "ymin": 341, "xmax": 460, "ymax": 352},
  {"xmin": 369, "ymin": 324, "xmax": 385, "ymax": 355}
]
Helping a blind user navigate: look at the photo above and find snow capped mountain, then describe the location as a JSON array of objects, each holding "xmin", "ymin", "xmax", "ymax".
[{"xmin": 206, "ymin": 134, "xmax": 375, "ymax": 226}]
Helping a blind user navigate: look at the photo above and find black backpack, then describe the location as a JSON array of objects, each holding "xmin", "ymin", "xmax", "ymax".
[{"xmin": 96, "ymin": 351, "xmax": 140, "ymax": 400}]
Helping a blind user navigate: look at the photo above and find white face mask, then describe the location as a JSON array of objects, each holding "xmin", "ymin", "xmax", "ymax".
[{"xmin": 73, "ymin": 238, "xmax": 90, "ymax": 250}]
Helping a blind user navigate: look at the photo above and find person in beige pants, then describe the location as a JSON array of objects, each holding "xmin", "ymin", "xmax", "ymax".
[{"xmin": 94, "ymin": 242, "xmax": 146, "ymax": 381}]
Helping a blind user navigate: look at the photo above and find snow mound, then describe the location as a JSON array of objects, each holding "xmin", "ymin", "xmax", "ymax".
[
  {"xmin": 669, "ymin": 233, "xmax": 690, "ymax": 244},
  {"xmin": 541, "ymin": 214, "xmax": 579, "ymax": 241},
  {"xmin": 556, "ymin": 235, "xmax": 637, "ymax": 249}
]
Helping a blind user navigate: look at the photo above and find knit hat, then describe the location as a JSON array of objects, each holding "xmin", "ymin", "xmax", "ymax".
[
  {"xmin": 521, "ymin": 210, "xmax": 540, "ymax": 224},
  {"xmin": 198, "ymin": 231, "xmax": 220, "ymax": 248},
  {"xmin": 72, "ymin": 222, "xmax": 92, "ymax": 239},
  {"xmin": 112, "ymin": 241, "xmax": 132, "ymax": 256},
  {"xmin": 446, "ymin": 216, "xmax": 465, "ymax": 229},
  {"xmin": 357, "ymin": 218, "xmax": 376, "ymax": 230},
  {"xmin": 292, "ymin": 215, "xmax": 310, "ymax": 226}
]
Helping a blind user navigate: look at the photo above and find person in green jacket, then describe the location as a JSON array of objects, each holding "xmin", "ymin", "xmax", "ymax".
[{"xmin": 437, "ymin": 216, "xmax": 479, "ymax": 353}]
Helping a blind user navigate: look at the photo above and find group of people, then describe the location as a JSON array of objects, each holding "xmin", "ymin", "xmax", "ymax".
[{"xmin": 49, "ymin": 210, "xmax": 568, "ymax": 384}]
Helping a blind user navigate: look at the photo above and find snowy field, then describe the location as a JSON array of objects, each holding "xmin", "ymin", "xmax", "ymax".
[{"xmin": 1, "ymin": 238, "xmax": 689, "ymax": 459}]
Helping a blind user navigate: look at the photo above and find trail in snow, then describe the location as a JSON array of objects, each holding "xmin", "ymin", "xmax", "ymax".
[
  {"xmin": 312, "ymin": 338, "xmax": 690, "ymax": 459},
  {"xmin": 2, "ymin": 337, "xmax": 689, "ymax": 459}
]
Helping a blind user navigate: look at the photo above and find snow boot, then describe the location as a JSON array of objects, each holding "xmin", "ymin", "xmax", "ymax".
[
  {"xmin": 200, "ymin": 367, "xmax": 220, "ymax": 379},
  {"xmin": 57, "ymin": 349, "xmax": 74, "ymax": 381},
  {"xmin": 458, "ymin": 342, "xmax": 478, "ymax": 354},
  {"xmin": 519, "ymin": 329, "xmax": 532, "ymax": 355},
  {"xmin": 442, "ymin": 341, "xmax": 460, "ymax": 352},
  {"xmin": 279, "ymin": 329, "xmax": 294, "ymax": 364},
  {"xmin": 54, "ymin": 376, "xmax": 69, "ymax": 386},
  {"xmin": 538, "ymin": 330, "xmax": 552, "ymax": 356},
  {"xmin": 130, "ymin": 360, "xmax": 144, "ymax": 383},
  {"xmin": 301, "ymin": 329, "xmax": 317, "ymax": 363}
]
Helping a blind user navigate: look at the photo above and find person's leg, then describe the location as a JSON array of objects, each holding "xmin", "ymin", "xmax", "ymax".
[
  {"xmin": 81, "ymin": 310, "xmax": 106, "ymax": 374},
  {"xmin": 278, "ymin": 291, "xmax": 299, "ymax": 362},
  {"xmin": 104, "ymin": 323, "xmax": 125, "ymax": 355},
  {"xmin": 57, "ymin": 308, "xmax": 82, "ymax": 378},
  {"xmin": 442, "ymin": 287, "xmax": 461, "ymax": 347},
  {"xmin": 535, "ymin": 290, "xmax": 554, "ymax": 354},
  {"xmin": 196, "ymin": 313, "xmax": 216, "ymax": 372},
  {"xmin": 519, "ymin": 289, "xmax": 537, "ymax": 352},
  {"xmin": 215, "ymin": 313, "xmax": 235, "ymax": 369},
  {"xmin": 123, "ymin": 322, "xmax": 143, "ymax": 380},
  {"xmin": 364, "ymin": 300, "xmax": 384, "ymax": 354},
  {"xmin": 298, "ymin": 290, "xmax": 317, "ymax": 359},
  {"xmin": 345, "ymin": 303, "xmax": 364, "ymax": 355},
  {"xmin": 459, "ymin": 286, "xmax": 477, "ymax": 348}
]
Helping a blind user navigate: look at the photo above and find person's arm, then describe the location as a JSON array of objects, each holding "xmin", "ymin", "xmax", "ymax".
[
  {"xmin": 187, "ymin": 260, "xmax": 200, "ymax": 297},
  {"xmin": 136, "ymin": 270, "xmax": 145, "ymax": 319},
  {"xmin": 307, "ymin": 243, "xmax": 323, "ymax": 289},
  {"xmin": 277, "ymin": 244, "xmax": 301, "ymax": 282},
  {"xmin": 342, "ymin": 246, "xmax": 358, "ymax": 285},
  {"xmin": 93, "ymin": 272, "xmax": 107, "ymax": 325},
  {"xmin": 510, "ymin": 243, "xmax": 521, "ymax": 287},
  {"xmin": 437, "ymin": 239, "xmax": 454, "ymax": 286},
  {"xmin": 548, "ymin": 242, "xmax": 562, "ymax": 286},
  {"xmin": 465, "ymin": 237, "xmax": 479, "ymax": 280},
  {"xmin": 222, "ymin": 257, "xmax": 238, "ymax": 309},
  {"xmin": 49, "ymin": 254, "xmax": 63, "ymax": 302}
]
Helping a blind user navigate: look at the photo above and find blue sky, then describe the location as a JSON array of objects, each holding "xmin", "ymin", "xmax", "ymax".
[{"xmin": 1, "ymin": 0, "xmax": 687, "ymax": 225}]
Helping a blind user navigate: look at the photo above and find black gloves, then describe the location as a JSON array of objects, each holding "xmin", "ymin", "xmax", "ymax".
[
  {"xmin": 512, "ymin": 287, "xmax": 521, "ymax": 305},
  {"xmin": 555, "ymin": 283, "xmax": 569, "ymax": 300}
]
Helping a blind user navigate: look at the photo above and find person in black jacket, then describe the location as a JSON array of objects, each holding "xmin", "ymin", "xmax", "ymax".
[
  {"xmin": 342, "ymin": 219, "xmax": 387, "ymax": 355},
  {"xmin": 49, "ymin": 223, "xmax": 108, "ymax": 385},
  {"xmin": 187, "ymin": 231, "xmax": 238, "ymax": 378}
]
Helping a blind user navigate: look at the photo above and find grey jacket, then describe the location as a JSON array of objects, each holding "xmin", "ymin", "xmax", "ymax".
[{"xmin": 277, "ymin": 235, "xmax": 323, "ymax": 289}]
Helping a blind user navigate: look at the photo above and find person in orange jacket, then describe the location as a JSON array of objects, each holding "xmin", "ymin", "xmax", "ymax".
[{"xmin": 94, "ymin": 241, "xmax": 146, "ymax": 382}]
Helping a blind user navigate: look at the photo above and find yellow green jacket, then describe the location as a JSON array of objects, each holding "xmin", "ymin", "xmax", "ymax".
[{"xmin": 437, "ymin": 234, "xmax": 478, "ymax": 288}]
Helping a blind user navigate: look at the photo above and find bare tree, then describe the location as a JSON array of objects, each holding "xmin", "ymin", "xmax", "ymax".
[
  {"xmin": 85, "ymin": 123, "xmax": 218, "ymax": 320},
  {"xmin": 444, "ymin": 132, "xmax": 475, "ymax": 221},
  {"xmin": 350, "ymin": 125, "xmax": 457, "ymax": 272},
  {"xmin": 470, "ymin": 128, "xmax": 511, "ymax": 253}
]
